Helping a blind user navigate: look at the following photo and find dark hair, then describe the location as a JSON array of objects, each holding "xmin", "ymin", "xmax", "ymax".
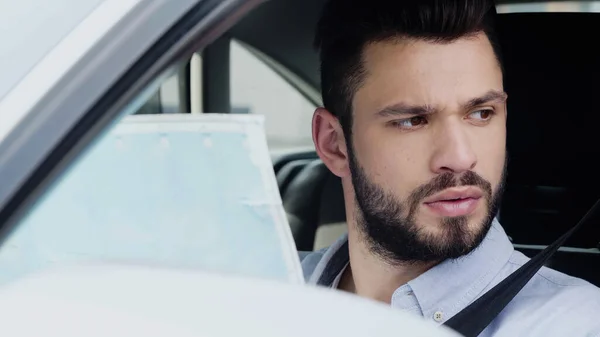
[{"xmin": 314, "ymin": 0, "xmax": 502, "ymax": 138}]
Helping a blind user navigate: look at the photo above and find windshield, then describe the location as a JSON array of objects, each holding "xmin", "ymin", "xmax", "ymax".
[{"xmin": 0, "ymin": 0, "xmax": 104, "ymax": 100}]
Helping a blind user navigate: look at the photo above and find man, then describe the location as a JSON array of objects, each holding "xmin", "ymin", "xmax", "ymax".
[{"xmin": 301, "ymin": 0, "xmax": 600, "ymax": 336}]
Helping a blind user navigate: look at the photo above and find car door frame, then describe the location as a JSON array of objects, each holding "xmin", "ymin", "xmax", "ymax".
[{"xmin": 0, "ymin": 0, "xmax": 263, "ymax": 244}]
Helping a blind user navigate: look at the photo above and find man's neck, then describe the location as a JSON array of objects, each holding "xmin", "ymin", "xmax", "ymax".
[{"xmin": 338, "ymin": 229, "xmax": 437, "ymax": 304}]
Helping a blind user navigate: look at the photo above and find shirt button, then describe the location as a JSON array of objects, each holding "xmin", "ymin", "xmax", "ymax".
[{"xmin": 433, "ymin": 311, "xmax": 444, "ymax": 322}]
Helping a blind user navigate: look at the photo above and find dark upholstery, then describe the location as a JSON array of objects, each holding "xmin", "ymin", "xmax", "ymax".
[
  {"xmin": 496, "ymin": 13, "xmax": 600, "ymax": 248},
  {"xmin": 272, "ymin": 150, "xmax": 318, "ymax": 174},
  {"xmin": 281, "ymin": 160, "xmax": 337, "ymax": 251},
  {"xmin": 277, "ymin": 159, "xmax": 314, "ymax": 195}
]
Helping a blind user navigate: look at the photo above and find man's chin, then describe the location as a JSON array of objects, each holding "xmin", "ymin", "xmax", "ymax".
[
  {"xmin": 412, "ymin": 213, "xmax": 492, "ymax": 249},
  {"xmin": 364, "ymin": 213, "xmax": 493, "ymax": 264},
  {"xmin": 422, "ymin": 219, "xmax": 487, "ymax": 235}
]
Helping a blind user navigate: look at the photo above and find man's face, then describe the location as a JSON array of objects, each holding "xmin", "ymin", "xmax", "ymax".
[{"xmin": 349, "ymin": 33, "xmax": 507, "ymax": 264}]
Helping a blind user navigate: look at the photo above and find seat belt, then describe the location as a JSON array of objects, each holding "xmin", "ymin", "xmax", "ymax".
[{"xmin": 443, "ymin": 199, "xmax": 600, "ymax": 337}]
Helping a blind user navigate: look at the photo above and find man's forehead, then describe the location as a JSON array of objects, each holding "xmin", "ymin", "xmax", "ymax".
[{"xmin": 355, "ymin": 33, "xmax": 503, "ymax": 115}]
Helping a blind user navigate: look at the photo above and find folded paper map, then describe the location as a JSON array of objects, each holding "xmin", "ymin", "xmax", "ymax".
[{"xmin": 0, "ymin": 114, "xmax": 304, "ymax": 285}]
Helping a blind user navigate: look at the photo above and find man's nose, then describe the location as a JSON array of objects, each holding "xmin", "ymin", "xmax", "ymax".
[{"xmin": 429, "ymin": 121, "xmax": 477, "ymax": 174}]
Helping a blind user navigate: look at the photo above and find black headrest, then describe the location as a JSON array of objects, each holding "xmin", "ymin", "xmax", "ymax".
[
  {"xmin": 496, "ymin": 13, "xmax": 600, "ymax": 247},
  {"xmin": 282, "ymin": 160, "xmax": 333, "ymax": 250},
  {"xmin": 498, "ymin": 13, "xmax": 600, "ymax": 181}
]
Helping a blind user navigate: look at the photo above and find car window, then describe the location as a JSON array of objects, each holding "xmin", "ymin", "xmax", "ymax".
[
  {"xmin": 138, "ymin": 37, "xmax": 318, "ymax": 155},
  {"xmin": 230, "ymin": 39, "xmax": 316, "ymax": 154},
  {"xmin": 497, "ymin": 1, "xmax": 600, "ymax": 12},
  {"xmin": 135, "ymin": 62, "xmax": 191, "ymax": 115}
]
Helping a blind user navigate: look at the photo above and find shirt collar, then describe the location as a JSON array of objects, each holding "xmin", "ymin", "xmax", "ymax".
[
  {"xmin": 405, "ymin": 219, "xmax": 514, "ymax": 320},
  {"xmin": 309, "ymin": 219, "xmax": 514, "ymax": 320}
]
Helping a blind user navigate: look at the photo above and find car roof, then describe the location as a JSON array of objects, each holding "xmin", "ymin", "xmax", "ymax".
[
  {"xmin": 0, "ymin": 0, "xmax": 113, "ymax": 101},
  {"xmin": 228, "ymin": 0, "xmax": 597, "ymax": 95}
]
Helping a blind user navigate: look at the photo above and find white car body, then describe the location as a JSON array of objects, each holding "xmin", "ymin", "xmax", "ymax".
[
  {"xmin": 0, "ymin": 264, "xmax": 461, "ymax": 337},
  {"xmin": 0, "ymin": 1, "xmax": 463, "ymax": 336}
]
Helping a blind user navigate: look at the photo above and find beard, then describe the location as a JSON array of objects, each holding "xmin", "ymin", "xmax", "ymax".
[{"xmin": 348, "ymin": 148, "xmax": 505, "ymax": 266}]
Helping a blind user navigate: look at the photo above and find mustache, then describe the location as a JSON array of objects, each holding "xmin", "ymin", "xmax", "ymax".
[{"xmin": 408, "ymin": 171, "xmax": 493, "ymax": 214}]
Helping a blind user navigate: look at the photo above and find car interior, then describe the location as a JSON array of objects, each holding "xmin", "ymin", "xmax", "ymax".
[{"xmin": 150, "ymin": 0, "xmax": 600, "ymax": 286}]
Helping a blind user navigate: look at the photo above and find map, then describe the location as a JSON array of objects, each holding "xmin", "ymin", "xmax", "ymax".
[{"xmin": 0, "ymin": 114, "xmax": 304, "ymax": 285}]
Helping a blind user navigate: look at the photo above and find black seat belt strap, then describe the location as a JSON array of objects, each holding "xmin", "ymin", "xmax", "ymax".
[
  {"xmin": 443, "ymin": 199, "xmax": 600, "ymax": 337},
  {"xmin": 316, "ymin": 241, "xmax": 349, "ymax": 287}
]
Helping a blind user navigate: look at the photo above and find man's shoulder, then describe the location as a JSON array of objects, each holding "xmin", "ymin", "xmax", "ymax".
[
  {"xmin": 508, "ymin": 250, "xmax": 600, "ymax": 294},
  {"xmin": 494, "ymin": 251, "xmax": 600, "ymax": 336},
  {"xmin": 298, "ymin": 248, "xmax": 329, "ymax": 282}
]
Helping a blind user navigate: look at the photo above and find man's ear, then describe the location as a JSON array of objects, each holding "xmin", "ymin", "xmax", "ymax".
[{"xmin": 312, "ymin": 107, "xmax": 350, "ymax": 178}]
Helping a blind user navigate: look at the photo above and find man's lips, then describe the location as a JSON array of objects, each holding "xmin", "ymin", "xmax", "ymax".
[
  {"xmin": 423, "ymin": 187, "xmax": 483, "ymax": 217},
  {"xmin": 423, "ymin": 186, "xmax": 483, "ymax": 203}
]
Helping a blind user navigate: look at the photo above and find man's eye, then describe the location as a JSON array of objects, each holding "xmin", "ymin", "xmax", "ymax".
[
  {"xmin": 469, "ymin": 109, "xmax": 494, "ymax": 121},
  {"xmin": 394, "ymin": 116, "xmax": 427, "ymax": 129}
]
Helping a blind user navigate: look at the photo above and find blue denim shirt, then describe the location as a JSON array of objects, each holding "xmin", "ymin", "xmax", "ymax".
[{"xmin": 300, "ymin": 219, "xmax": 600, "ymax": 337}]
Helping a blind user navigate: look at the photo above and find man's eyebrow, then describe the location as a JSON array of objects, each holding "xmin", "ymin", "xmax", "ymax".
[
  {"xmin": 376, "ymin": 103, "xmax": 435, "ymax": 117},
  {"xmin": 463, "ymin": 90, "xmax": 508, "ymax": 110},
  {"xmin": 375, "ymin": 90, "xmax": 507, "ymax": 118}
]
